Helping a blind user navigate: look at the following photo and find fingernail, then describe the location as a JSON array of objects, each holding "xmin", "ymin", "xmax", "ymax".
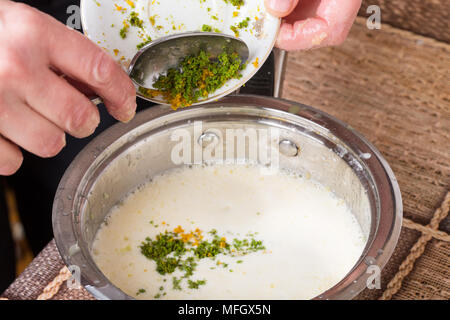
[
  {"xmin": 267, "ymin": 0, "xmax": 292, "ymax": 13},
  {"xmin": 122, "ymin": 110, "xmax": 136, "ymax": 123},
  {"xmin": 72, "ymin": 108, "xmax": 100, "ymax": 137},
  {"xmin": 85, "ymin": 110, "xmax": 100, "ymax": 134},
  {"xmin": 123, "ymin": 96, "xmax": 137, "ymax": 122}
]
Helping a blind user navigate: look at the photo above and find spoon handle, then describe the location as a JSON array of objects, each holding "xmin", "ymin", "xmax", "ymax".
[
  {"xmin": 273, "ymin": 49, "xmax": 287, "ymax": 98},
  {"xmin": 90, "ymin": 96, "xmax": 103, "ymax": 106}
]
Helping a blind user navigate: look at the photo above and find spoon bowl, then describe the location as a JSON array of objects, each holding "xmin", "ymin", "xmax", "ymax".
[
  {"xmin": 92, "ymin": 32, "xmax": 249, "ymax": 107},
  {"xmin": 129, "ymin": 32, "xmax": 250, "ymax": 90}
]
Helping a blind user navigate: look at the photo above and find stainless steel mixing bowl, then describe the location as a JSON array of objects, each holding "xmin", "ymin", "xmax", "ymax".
[{"xmin": 52, "ymin": 95, "xmax": 402, "ymax": 300}]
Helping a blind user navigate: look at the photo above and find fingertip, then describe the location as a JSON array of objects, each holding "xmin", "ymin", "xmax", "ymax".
[
  {"xmin": 0, "ymin": 144, "xmax": 23, "ymax": 176},
  {"xmin": 71, "ymin": 105, "xmax": 101, "ymax": 138},
  {"xmin": 106, "ymin": 94, "xmax": 137, "ymax": 123},
  {"xmin": 7, "ymin": 153, "xmax": 23, "ymax": 176},
  {"xmin": 121, "ymin": 100, "xmax": 137, "ymax": 123},
  {"xmin": 276, "ymin": 19, "xmax": 331, "ymax": 51},
  {"xmin": 274, "ymin": 22, "xmax": 295, "ymax": 50},
  {"xmin": 41, "ymin": 132, "xmax": 66, "ymax": 158},
  {"xmin": 0, "ymin": 165, "xmax": 19, "ymax": 176},
  {"xmin": 264, "ymin": 0, "xmax": 298, "ymax": 17},
  {"xmin": 123, "ymin": 98, "xmax": 137, "ymax": 123}
]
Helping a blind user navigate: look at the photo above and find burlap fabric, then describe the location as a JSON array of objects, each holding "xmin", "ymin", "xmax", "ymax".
[{"xmin": 1, "ymin": 18, "xmax": 449, "ymax": 300}]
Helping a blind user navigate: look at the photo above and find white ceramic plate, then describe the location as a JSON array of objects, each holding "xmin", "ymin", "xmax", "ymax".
[{"xmin": 80, "ymin": 0, "xmax": 280, "ymax": 106}]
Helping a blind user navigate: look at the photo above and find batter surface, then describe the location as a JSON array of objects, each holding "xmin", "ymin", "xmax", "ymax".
[{"xmin": 92, "ymin": 164, "xmax": 366, "ymax": 299}]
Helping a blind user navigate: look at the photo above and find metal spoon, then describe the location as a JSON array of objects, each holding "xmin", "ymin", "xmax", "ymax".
[{"xmin": 91, "ymin": 32, "xmax": 249, "ymax": 106}]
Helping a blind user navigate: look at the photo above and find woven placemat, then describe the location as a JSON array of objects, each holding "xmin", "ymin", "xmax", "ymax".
[{"xmin": 2, "ymin": 18, "xmax": 449, "ymax": 300}]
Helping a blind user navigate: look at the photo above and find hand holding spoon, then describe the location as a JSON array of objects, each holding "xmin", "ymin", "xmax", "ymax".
[{"xmin": 91, "ymin": 32, "xmax": 249, "ymax": 106}]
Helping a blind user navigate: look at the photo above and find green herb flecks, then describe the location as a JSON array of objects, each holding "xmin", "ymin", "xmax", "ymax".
[
  {"xmin": 188, "ymin": 279, "xmax": 207, "ymax": 289},
  {"xmin": 129, "ymin": 11, "xmax": 144, "ymax": 28},
  {"xmin": 139, "ymin": 50, "xmax": 244, "ymax": 110},
  {"xmin": 223, "ymin": 0, "xmax": 244, "ymax": 7},
  {"xmin": 139, "ymin": 227, "xmax": 266, "ymax": 293},
  {"xmin": 172, "ymin": 277, "xmax": 182, "ymax": 291},
  {"xmin": 137, "ymin": 36, "xmax": 152, "ymax": 50},
  {"xmin": 202, "ymin": 24, "xmax": 213, "ymax": 32},
  {"xmin": 136, "ymin": 288, "xmax": 146, "ymax": 296},
  {"xmin": 202, "ymin": 24, "xmax": 222, "ymax": 34},
  {"xmin": 119, "ymin": 11, "xmax": 152, "ymax": 47},
  {"xmin": 237, "ymin": 17, "xmax": 251, "ymax": 28},
  {"xmin": 119, "ymin": 23, "xmax": 129, "ymax": 39},
  {"xmin": 230, "ymin": 17, "xmax": 250, "ymax": 37}
]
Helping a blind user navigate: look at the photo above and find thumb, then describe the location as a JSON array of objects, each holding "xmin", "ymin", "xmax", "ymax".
[{"xmin": 264, "ymin": 0, "xmax": 299, "ymax": 18}]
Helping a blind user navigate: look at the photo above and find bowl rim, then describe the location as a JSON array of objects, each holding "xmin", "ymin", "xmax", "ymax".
[{"xmin": 52, "ymin": 95, "xmax": 403, "ymax": 300}]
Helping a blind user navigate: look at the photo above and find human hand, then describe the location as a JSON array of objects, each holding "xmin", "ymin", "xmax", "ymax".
[
  {"xmin": 0, "ymin": 1, "xmax": 136, "ymax": 175},
  {"xmin": 264, "ymin": 0, "xmax": 362, "ymax": 50}
]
